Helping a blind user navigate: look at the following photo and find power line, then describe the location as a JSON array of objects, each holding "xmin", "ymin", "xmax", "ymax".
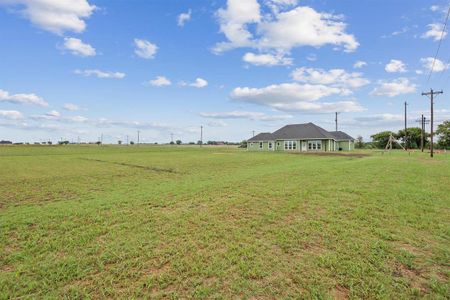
[{"xmin": 427, "ymin": 4, "xmax": 450, "ymax": 83}]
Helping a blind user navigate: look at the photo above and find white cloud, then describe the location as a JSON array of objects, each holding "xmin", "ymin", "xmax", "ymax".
[
  {"xmin": 306, "ymin": 54, "xmax": 317, "ymax": 61},
  {"xmin": 370, "ymin": 78, "xmax": 416, "ymax": 97},
  {"xmin": 290, "ymin": 67, "xmax": 369, "ymax": 89},
  {"xmin": 353, "ymin": 60, "xmax": 367, "ymax": 68},
  {"xmin": 420, "ymin": 57, "xmax": 449, "ymax": 72},
  {"xmin": 422, "ymin": 23, "xmax": 447, "ymax": 41},
  {"xmin": 242, "ymin": 52, "xmax": 292, "ymax": 66},
  {"xmin": 230, "ymin": 83, "xmax": 363, "ymax": 112},
  {"xmin": 0, "ymin": 110, "xmax": 23, "ymax": 119},
  {"xmin": 134, "ymin": 38, "xmax": 158, "ymax": 59},
  {"xmin": 31, "ymin": 110, "xmax": 61, "ymax": 120},
  {"xmin": 149, "ymin": 76, "xmax": 171, "ymax": 87},
  {"xmin": 63, "ymin": 103, "xmax": 80, "ymax": 111},
  {"xmin": 74, "ymin": 69, "xmax": 125, "ymax": 79},
  {"xmin": 214, "ymin": 0, "xmax": 261, "ymax": 53},
  {"xmin": 430, "ymin": 5, "xmax": 440, "ymax": 12},
  {"xmin": 184, "ymin": 78, "xmax": 208, "ymax": 88},
  {"xmin": 66, "ymin": 115, "xmax": 88, "ymax": 123},
  {"xmin": 177, "ymin": 9, "xmax": 191, "ymax": 27},
  {"xmin": 214, "ymin": 1, "xmax": 358, "ymax": 54},
  {"xmin": 200, "ymin": 111, "xmax": 292, "ymax": 121},
  {"xmin": 63, "ymin": 37, "xmax": 96, "ymax": 56},
  {"xmin": 0, "ymin": 89, "xmax": 48, "ymax": 106},
  {"xmin": 0, "ymin": 0, "xmax": 96, "ymax": 35},
  {"xmin": 385, "ymin": 59, "xmax": 407, "ymax": 73}
]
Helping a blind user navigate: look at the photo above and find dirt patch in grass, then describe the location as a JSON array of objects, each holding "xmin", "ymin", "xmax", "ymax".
[
  {"xmin": 79, "ymin": 158, "xmax": 177, "ymax": 173},
  {"xmin": 333, "ymin": 285, "xmax": 350, "ymax": 300},
  {"xmin": 290, "ymin": 152, "xmax": 370, "ymax": 158}
]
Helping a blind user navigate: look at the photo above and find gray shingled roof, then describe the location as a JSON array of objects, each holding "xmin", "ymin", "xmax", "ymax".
[
  {"xmin": 329, "ymin": 131, "xmax": 354, "ymax": 141},
  {"xmin": 248, "ymin": 123, "xmax": 354, "ymax": 142},
  {"xmin": 272, "ymin": 123, "xmax": 335, "ymax": 140},
  {"xmin": 247, "ymin": 132, "xmax": 274, "ymax": 142}
]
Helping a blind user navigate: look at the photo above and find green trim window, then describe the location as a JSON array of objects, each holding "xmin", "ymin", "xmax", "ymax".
[
  {"xmin": 308, "ymin": 140, "xmax": 322, "ymax": 150},
  {"xmin": 284, "ymin": 141, "xmax": 297, "ymax": 150},
  {"xmin": 259, "ymin": 142, "xmax": 263, "ymax": 149},
  {"xmin": 268, "ymin": 142, "xmax": 273, "ymax": 149}
]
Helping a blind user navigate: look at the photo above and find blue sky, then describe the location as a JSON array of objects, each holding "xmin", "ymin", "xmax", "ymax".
[{"xmin": 0, "ymin": 0, "xmax": 449, "ymax": 143}]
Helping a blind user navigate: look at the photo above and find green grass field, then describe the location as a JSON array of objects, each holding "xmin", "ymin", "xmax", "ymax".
[{"xmin": 1, "ymin": 146, "xmax": 449, "ymax": 299}]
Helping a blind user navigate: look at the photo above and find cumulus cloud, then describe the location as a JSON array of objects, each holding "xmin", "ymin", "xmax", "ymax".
[
  {"xmin": 0, "ymin": 89, "xmax": 48, "ymax": 106},
  {"xmin": 422, "ymin": 23, "xmax": 447, "ymax": 41},
  {"xmin": 230, "ymin": 83, "xmax": 364, "ymax": 112},
  {"xmin": 353, "ymin": 60, "xmax": 367, "ymax": 68},
  {"xmin": 0, "ymin": 110, "xmax": 23, "ymax": 119},
  {"xmin": 242, "ymin": 52, "xmax": 292, "ymax": 66},
  {"xmin": 420, "ymin": 57, "xmax": 449, "ymax": 72},
  {"xmin": 200, "ymin": 111, "xmax": 292, "ymax": 121},
  {"xmin": 177, "ymin": 9, "xmax": 191, "ymax": 26},
  {"xmin": 290, "ymin": 67, "xmax": 369, "ymax": 89},
  {"xmin": 149, "ymin": 76, "xmax": 171, "ymax": 87},
  {"xmin": 74, "ymin": 69, "xmax": 125, "ymax": 78},
  {"xmin": 370, "ymin": 78, "xmax": 416, "ymax": 97},
  {"xmin": 63, "ymin": 37, "xmax": 96, "ymax": 56},
  {"xmin": 214, "ymin": 0, "xmax": 358, "ymax": 55},
  {"xmin": 63, "ymin": 103, "xmax": 80, "ymax": 111},
  {"xmin": 0, "ymin": 0, "xmax": 96, "ymax": 35},
  {"xmin": 181, "ymin": 78, "xmax": 208, "ymax": 88},
  {"xmin": 134, "ymin": 38, "xmax": 158, "ymax": 59},
  {"xmin": 385, "ymin": 59, "xmax": 407, "ymax": 73}
]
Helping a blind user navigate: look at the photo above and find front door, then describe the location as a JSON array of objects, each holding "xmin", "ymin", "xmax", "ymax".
[{"xmin": 301, "ymin": 141, "xmax": 307, "ymax": 151}]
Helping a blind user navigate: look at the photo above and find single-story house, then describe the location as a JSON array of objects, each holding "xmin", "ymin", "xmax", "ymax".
[{"xmin": 247, "ymin": 123, "xmax": 354, "ymax": 152}]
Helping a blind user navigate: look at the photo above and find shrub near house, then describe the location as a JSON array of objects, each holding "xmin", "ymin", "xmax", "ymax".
[{"xmin": 247, "ymin": 123, "xmax": 354, "ymax": 152}]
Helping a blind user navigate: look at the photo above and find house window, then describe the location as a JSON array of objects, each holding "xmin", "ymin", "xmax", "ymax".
[
  {"xmin": 268, "ymin": 142, "xmax": 273, "ymax": 149},
  {"xmin": 259, "ymin": 142, "xmax": 263, "ymax": 149},
  {"xmin": 284, "ymin": 141, "xmax": 296, "ymax": 150},
  {"xmin": 308, "ymin": 140, "xmax": 322, "ymax": 151}
]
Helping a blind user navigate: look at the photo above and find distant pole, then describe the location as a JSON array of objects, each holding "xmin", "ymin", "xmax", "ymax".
[
  {"xmin": 77, "ymin": 136, "xmax": 80, "ymax": 144},
  {"xmin": 404, "ymin": 101, "xmax": 408, "ymax": 150},
  {"xmin": 200, "ymin": 125, "xmax": 203, "ymax": 147},
  {"xmin": 335, "ymin": 112, "xmax": 338, "ymax": 131},
  {"xmin": 101, "ymin": 133, "xmax": 103, "ymax": 145},
  {"xmin": 126, "ymin": 135, "xmax": 129, "ymax": 145},
  {"xmin": 171, "ymin": 133, "xmax": 174, "ymax": 144},
  {"xmin": 137, "ymin": 130, "xmax": 140, "ymax": 145},
  {"xmin": 252, "ymin": 130, "xmax": 255, "ymax": 137},
  {"xmin": 422, "ymin": 89, "xmax": 443, "ymax": 157},
  {"xmin": 421, "ymin": 114, "xmax": 424, "ymax": 152}
]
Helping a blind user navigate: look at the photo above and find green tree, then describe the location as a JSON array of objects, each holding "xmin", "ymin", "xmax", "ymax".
[
  {"xmin": 355, "ymin": 135, "xmax": 364, "ymax": 149},
  {"xmin": 436, "ymin": 120, "xmax": 450, "ymax": 149},
  {"xmin": 176, "ymin": 140, "xmax": 182, "ymax": 145},
  {"xmin": 396, "ymin": 127, "xmax": 427, "ymax": 149},
  {"xmin": 239, "ymin": 140, "xmax": 248, "ymax": 148},
  {"xmin": 370, "ymin": 131, "xmax": 396, "ymax": 149},
  {"xmin": 118, "ymin": 140, "xmax": 122, "ymax": 145}
]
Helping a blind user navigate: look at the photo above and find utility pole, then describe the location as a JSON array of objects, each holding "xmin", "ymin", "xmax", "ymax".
[
  {"xmin": 200, "ymin": 125, "xmax": 203, "ymax": 147},
  {"xmin": 421, "ymin": 89, "xmax": 443, "ymax": 157},
  {"xmin": 101, "ymin": 133, "xmax": 103, "ymax": 145},
  {"xmin": 404, "ymin": 101, "xmax": 408, "ymax": 150},
  {"xmin": 137, "ymin": 130, "xmax": 140, "ymax": 145},
  {"xmin": 335, "ymin": 112, "xmax": 339, "ymax": 131},
  {"xmin": 252, "ymin": 130, "xmax": 255, "ymax": 137},
  {"xmin": 420, "ymin": 114, "xmax": 423, "ymax": 152},
  {"xmin": 170, "ymin": 133, "xmax": 174, "ymax": 144},
  {"xmin": 126, "ymin": 135, "xmax": 129, "ymax": 146}
]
